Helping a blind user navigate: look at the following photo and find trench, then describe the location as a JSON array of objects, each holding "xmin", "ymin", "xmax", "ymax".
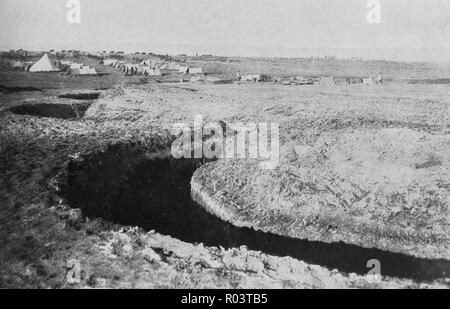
[
  {"xmin": 0, "ymin": 84, "xmax": 43, "ymax": 94},
  {"xmin": 58, "ymin": 93, "xmax": 101, "ymax": 100},
  {"xmin": 408, "ymin": 79, "xmax": 450, "ymax": 85},
  {"xmin": 10, "ymin": 103, "xmax": 92, "ymax": 119},
  {"xmin": 58, "ymin": 146, "xmax": 450, "ymax": 282}
]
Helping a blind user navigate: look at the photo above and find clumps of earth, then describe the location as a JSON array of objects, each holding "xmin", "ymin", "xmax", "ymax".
[{"xmin": 193, "ymin": 128, "xmax": 450, "ymax": 260}]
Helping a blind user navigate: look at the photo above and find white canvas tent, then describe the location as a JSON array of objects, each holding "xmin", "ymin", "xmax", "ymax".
[
  {"xmin": 141, "ymin": 59, "xmax": 161, "ymax": 67},
  {"xmin": 103, "ymin": 59, "xmax": 118, "ymax": 66},
  {"xmin": 122, "ymin": 63, "xmax": 140, "ymax": 75},
  {"xmin": 179, "ymin": 66, "xmax": 189, "ymax": 74},
  {"xmin": 29, "ymin": 53, "xmax": 60, "ymax": 72},
  {"xmin": 73, "ymin": 66, "xmax": 97, "ymax": 75},
  {"xmin": 114, "ymin": 61, "xmax": 127, "ymax": 69},
  {"xmin": 70, "ymin": 63, "xmax": 83, "ymax": 70},
  {"xmin": 60, "ymin": 60, "xmax": 73, "ymax": 66},
  {"xmin": 141, "ymin": 66, "xmax": 162, "ymax": 76},
  {"xmin": 148, "ymin": 67, "xmax": 161, "ymax": 76}
]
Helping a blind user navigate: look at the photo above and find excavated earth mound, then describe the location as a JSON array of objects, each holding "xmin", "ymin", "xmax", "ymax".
[{"xmin": 192, "ymin": 127, "xmax": 450, "ymax": 264}]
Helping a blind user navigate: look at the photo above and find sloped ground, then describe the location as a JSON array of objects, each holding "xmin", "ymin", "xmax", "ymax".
[
  {"xmin": 191, "ymin": 84, "xmax": 450, "ymax": 264},
  {"xmin": 1, "ymin": 82, "xmax": 449, "ymax": 288},
  {"xmin": 193, "ymin": 128, "xmax": 450, "ymax": 259}
]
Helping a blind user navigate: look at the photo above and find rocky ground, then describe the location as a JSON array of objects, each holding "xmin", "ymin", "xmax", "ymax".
[{"xmin": 1, "ymin": 80, "xmax": 449, "ymax": 288}]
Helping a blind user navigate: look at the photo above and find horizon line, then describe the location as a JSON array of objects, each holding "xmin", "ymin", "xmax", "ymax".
[{"xmin": 2, "ymin": 45, "xmax": 450, "ymax": 65}]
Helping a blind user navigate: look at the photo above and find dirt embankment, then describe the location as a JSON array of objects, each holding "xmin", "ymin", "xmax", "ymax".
[{"xmin": 192, "ymin": 127, "xmax": 450, "ymax": 260}]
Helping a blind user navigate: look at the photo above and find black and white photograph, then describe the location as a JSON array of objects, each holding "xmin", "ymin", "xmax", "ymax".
[{"xmin": 0, "ymin": 0, "xmax": 449, "ymax": 292}]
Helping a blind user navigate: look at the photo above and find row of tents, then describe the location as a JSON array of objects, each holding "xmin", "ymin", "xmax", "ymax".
[
  {"xmin": 59, "ymin": 60, "xmax": 97, "ymax": 75},
  {"xmin": 102, "ymin": 59, "xmax": 163, "ymax": 76},
  {"xmin": 121, "ymin": 63, "xmax": 162, "ymax": 76},
  {"xmin": 22, "ymin": 54, "xmax": 378, "ymax": 85},
  {"xmin": 101, "ymin": 58, "xmax": 204, "ymax": 76},
  {"xmin": 102, "ymin": 61, "xmax": 162, "ymax": 76}
]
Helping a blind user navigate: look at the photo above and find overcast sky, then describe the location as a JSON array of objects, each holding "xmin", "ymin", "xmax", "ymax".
[{"xmin": 1, "ymin": 0, "xmax": 450, "ymax": 62}]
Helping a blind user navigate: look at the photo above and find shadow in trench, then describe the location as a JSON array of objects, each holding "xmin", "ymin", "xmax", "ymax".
[
  {"xmin": 10, "ymin": 103, "xmax": 92, "ymax": 119},
  {"xmin": 0, "ymin": 84, "xmax": 43, "ymax": 94},
  {"xmin": 58, "ymin": 147, "xmax": 450, "ymax": 282},
  {"xmin": 58, "ymin": 93, "xmax": 100, "ymax": 100}
]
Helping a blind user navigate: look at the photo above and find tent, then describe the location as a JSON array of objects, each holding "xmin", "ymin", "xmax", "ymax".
[
  {"xmin": 122, "ymin": 63, "xmax": 140, "ymax": 75},
  {"xmin": 141, "ymin": 66, "xmax": 162, "ymax": 76},
  {"xmin": 179, "ymin": 66, "xmax": 189, "ymax": 74},
  {"xmin": 141, "ymin": 59, "xmax": 159, "ymax": 66},
  {"xmin": 60, "ymin": 60, "xmax": 73, "ymax": 66},
  {"xmin": 104, "ymin": 59, "xmax": 118, "ymax": 66},
  {"xmin": 73, "ymin": 66, "xmax": 97, "ymax": 75},
  {"xmin": 148, "ymin": 67, "xmax": 162, "ymax": 76},
  {"xmin": 29, "ymin": 53, "xmax": 60, "ymax": 72},
  {"xmin": 70, "ymin": 63, "xmax": 83, "ymax": 70}
]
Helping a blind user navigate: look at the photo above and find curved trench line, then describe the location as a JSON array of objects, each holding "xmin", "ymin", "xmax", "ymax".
[
  {"xmin": 58, "ymin": 147, "xmax": 450, "ymax": 282},
  {"xmin": 58, "ymin": 93, "xmax": 101, "ymax": 100},
  {"xmin": 10, "ymin": 103, "xmax": 92, "ymax": 119}
]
